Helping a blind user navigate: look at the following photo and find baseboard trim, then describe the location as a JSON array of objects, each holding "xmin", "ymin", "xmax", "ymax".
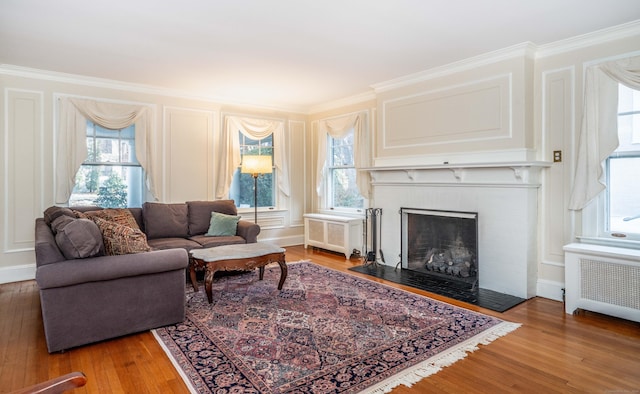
[
  {"xmin": 537, "ymin": 279, "xmax": 564, "ymax": 302},
  {"xmin": 0, "ymin": 263, "xmax": 36, "ymax": 284},
  {"xmin": 258, "ymin": 235, "xmax": 304, "ymax": 248}
]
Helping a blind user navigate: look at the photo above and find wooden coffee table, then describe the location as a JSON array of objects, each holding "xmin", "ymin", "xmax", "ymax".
[{"xmin": 189, "ymin": 243, "xmax": 287, "ymax": 303}]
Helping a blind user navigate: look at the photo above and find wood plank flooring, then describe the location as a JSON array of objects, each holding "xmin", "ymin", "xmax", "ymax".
[{"xmin": 1, "ymin": 245, "xmax": 639, "ymax": 393}]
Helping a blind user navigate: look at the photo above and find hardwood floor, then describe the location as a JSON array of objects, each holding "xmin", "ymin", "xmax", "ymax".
[{"xmin": 1, "ymin": 245, "xmax": 639, "ymax": 393}]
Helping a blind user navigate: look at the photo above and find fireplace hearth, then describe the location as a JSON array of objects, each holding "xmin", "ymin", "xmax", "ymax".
[{"xmin": 349, "ymin": 263, "xmax": 525, "ymax": 312}]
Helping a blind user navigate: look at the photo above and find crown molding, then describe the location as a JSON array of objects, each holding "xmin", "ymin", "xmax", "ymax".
[
  {"xmin": 371, "ymin": 20, "xmax": 640, "ymax": 95},
  {"xmin": 536, "ymin": 19, "xmax": 640, "ymax": 59},
  {"xmin": 371, "ymin": 42, "xmax": 538, "ymax": 94},
  {"xmin": 306, "ymin": 89, "xmax": 377, "ymax": 115},
  {"xmin": 0, "ymin": 64, "xmax": 308, "ymax": 114}
]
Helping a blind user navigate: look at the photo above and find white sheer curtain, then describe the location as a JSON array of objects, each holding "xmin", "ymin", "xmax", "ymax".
[
  {"xmin": 569, "ymin": 55, "xmax": 640, "ymax": 210},
  {"xmin": 215, "ymin": 115, "xmax": 289, "ymax": 199},
  {"xmin": 55, "ymin": 97, "xmax": 157, "ymax": 204},
  {"xmin": 316, "ymin": 112, "xmax": 371, "ymax": 201}
]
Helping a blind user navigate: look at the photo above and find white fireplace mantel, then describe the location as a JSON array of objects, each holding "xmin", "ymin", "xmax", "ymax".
[
  {"xmin": 364, "ymin": 161, "xmax": 551, "ymax": 187},
  {"xmin": 365, "ymin": 160, "xmax": 551, "ymax": 299}
]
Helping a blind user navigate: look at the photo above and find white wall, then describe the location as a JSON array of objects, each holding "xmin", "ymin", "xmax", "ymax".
[
  {"xmin": 0, "ymin": 69, "xmax": 308, "ymax": 283},
  {"xmin": 535, "ymin": 26, "xmax": 640, "ymax": 300}
]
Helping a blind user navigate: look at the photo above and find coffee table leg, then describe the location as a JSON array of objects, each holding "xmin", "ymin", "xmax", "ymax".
[
  {"xmin": 276, "ymin": 253, "xmax": 287, "ymax": 290},
  {"xmin": 189, "ymin": 258, "xmax": 199, "ymax": 292},
  {"xmin": 204, "ymin": 269, "xmax": 215, "ymax": 304},
  {"xmin": 259, "ymin": 266, "xmax": 265, "ymax": 280}
]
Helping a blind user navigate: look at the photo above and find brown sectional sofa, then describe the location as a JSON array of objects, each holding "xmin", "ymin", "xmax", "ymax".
[
  {"xmin": 34, "ymin": 200, "xmax": 259, "ymax": 353},
  {"xmin": 141, "ymin": 200, "xmax": 259, "ymax": 250}
]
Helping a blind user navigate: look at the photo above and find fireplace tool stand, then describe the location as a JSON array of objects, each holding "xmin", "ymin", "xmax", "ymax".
[{"xmin": 363, "ymin": 208, "xmax": 383, "ymax": 266}]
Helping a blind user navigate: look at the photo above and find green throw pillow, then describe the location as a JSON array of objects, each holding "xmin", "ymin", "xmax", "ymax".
[{"xmin": 205, "ymin": 212, "xmax": 240, "ymax": 236}]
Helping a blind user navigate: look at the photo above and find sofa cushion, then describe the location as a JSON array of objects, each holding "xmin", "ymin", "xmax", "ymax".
[
  {"xmin": 190, "ymin": 234, "xmax": 246, "ymax": 248},
  {"xmin": 55, "ymin": 218, "xmax": 104, "ymax": 259},
  {"xmin": 187, "ymin": 200, "xmax": 238, "ymax": 236},
  {"xmin": 43, "ymin": 206, "xmax": 76, "ymax": 226},
  {"xmin": 147, "ymin": 237, "xmax": 202, "ymax": 251},
  {"xmin": 205, "ymin": 211, "xmax": 240, "ymax": 236},
  {"xmin": 92, "ymin": 216, "xmax": 151, "ymax": 255},
  {"xmin": 143, "ymin": 202, "xmax": 189, "ymax": 239},
  {"xmin": 81, "ymin": 208, "xmax": 141, "ymax": 230},
  {"xmin": 128, "ymin": 208, "xmax": 144, "ymax": 231}
]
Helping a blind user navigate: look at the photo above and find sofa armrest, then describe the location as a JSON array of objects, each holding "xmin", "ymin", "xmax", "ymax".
[
  {"xmin": 236, "ymin": 220, "xmax": 260, "ymax": 243},
  {"xmin": 34, "ymin": 218, "xmax": 65, "ymax": 266},
  {"xmin": 36, "ymin": 248, "xmax": 188, "ymax": 290}
]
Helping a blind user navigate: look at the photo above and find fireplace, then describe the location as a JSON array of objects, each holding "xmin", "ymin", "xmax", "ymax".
[
  {"xmin": 401, "ymin": 208, "xmax": 478, "ymax": 289},
  {"xmin": 351, "ymin": 203, "xmax": 526, "ymax": 311},
  {"xmin": 350, "ymin": 162, "xmax": 545, "ymax": 308}
]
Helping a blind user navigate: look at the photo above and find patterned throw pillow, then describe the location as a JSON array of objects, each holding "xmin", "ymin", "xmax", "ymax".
[
  {"xmin": 83, "ymin": 209, "xmax": 141, "ymax": 230},
  {"xmin": 91, "ymin": 216, "xmax": 151, "ymax": 255}
]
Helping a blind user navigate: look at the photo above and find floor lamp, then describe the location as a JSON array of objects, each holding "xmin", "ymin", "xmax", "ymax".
[{"xmin": 241, "ymin": 155, "xmax": 273, "ymax": 223}]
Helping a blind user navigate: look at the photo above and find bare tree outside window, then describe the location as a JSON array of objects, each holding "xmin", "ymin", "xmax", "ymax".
[
  {"xmin": 229, "ymin": 132, "xmax": 276, "ymax": 208},
  {"xmin": 328, "ymin": 130, "xmax": 363, "ymax": 209},
  {"xmin": 70, "ymin": 122, "xmax": 144, "ymax": 208}
]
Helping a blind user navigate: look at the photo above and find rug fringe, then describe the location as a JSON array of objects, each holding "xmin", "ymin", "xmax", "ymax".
[
  {"xmin": 264, "ymin": 259, "xmax": 310, "ymax": 268},
  {"xmin": 151, "ymin": 329, "xmax": 199, "ymax": 394},
  {"xmin": 288, "ymin": 259, "xmax": 311, "ymax": 264},
  {"xmin": 360, "ymin": 321, "xmax": 521, "ymax": 394}
]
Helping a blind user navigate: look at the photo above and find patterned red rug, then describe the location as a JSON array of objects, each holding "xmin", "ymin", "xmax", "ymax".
[{"xmin": 153, "ymin": 261, "xmax": 519, "ymax": 393}]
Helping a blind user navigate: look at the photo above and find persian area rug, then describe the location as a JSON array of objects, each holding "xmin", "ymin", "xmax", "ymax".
[{"xmin": 153, "ymin": 261, "xmax": 520, "ymax": 394}]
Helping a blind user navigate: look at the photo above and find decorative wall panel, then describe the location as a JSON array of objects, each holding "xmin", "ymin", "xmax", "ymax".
[
  {"xmin": 4, "ymin": 89, "xmax": 42, "ymax": 252},
  {"xmin": 382, "ymin": 75, "xmax": 511, "ymax": 150},
  {"xmin": 542, "ymin": 68, "xmax": 573, "ymax": 265},
  {"xmin": 288, "ymin": 120, "xmax": 305, "ymax": 227},
  {"xmin": 164, "ymin": 107, "xmax": 214, "ymax": 202}
]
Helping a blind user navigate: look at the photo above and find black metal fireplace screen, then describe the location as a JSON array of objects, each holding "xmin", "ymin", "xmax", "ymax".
[{"xmin": 401, "ymin": 208, "xmax": 478, "ymax": 287}]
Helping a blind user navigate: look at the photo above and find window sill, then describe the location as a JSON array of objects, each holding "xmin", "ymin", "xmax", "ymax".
[
  {"xmin": 318, "ymin": 209, "xmax": 365, "ymax": 219},
  {"xmin": 576, "ymin": 236, "xmax": 640, "ymax": 251},
  {"xmin": 237, "ymin": 207, "xmax": 286, "ymax": 215}
]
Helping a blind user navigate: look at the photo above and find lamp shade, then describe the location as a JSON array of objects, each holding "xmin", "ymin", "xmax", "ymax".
[{"xmin": 241, "ymin": 155, "xmax": 273, "ymax": 175}]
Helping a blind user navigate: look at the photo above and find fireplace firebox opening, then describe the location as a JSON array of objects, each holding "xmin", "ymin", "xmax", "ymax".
[{"xmin": 401, "ymin": 208, "xmax": 478, "ymax": 289}]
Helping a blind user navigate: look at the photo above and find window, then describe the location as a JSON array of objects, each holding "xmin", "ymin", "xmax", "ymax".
[
  {"xmin": 229, "ymin": 132, "xmax": 276, "ymax": 208},
  {"xmin": 327, "ymin": 129, "xmax": 364, "ymax": 210},
  {"xmin": 69, "ymin": 122, "xmax": 145, "ymax": 208},
  {"xmin": 605, "ymin": 84, "xmax": 640, "ymax": 239}
]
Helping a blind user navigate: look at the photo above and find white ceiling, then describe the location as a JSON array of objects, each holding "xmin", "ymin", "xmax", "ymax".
[{"xmin": 2, "ymin": 0, "xmax": 640, "ymax": 111}]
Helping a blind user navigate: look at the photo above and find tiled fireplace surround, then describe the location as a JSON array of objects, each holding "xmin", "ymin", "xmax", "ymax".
[{"xmin": 367, "ymin": 162, "xmax": 548, "ymax": 299}]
